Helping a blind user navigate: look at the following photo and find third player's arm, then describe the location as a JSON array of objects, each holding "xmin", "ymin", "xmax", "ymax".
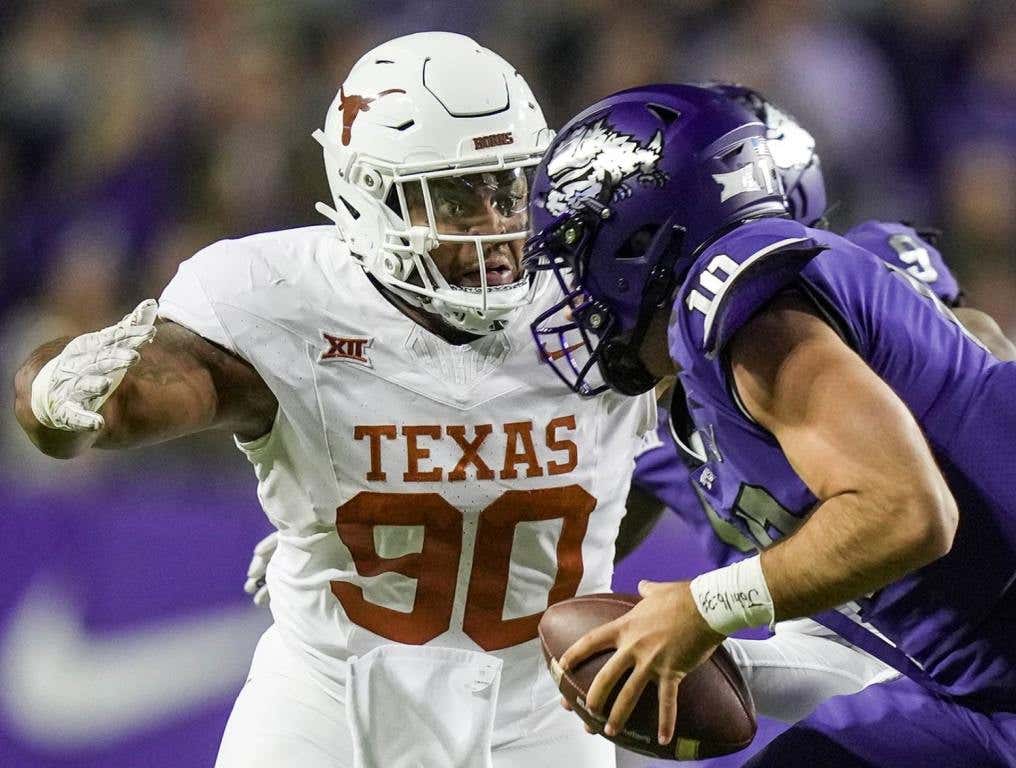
[
  {"xmin": 615, "ymin": 485, "xmax": 665, "ymax": 563},
  {"xmin": 14, "ymin": 320, "xmax": 277, "ymax": 457},
  {"xmin": 729, "ymin": 291, "xmax": 958, "ymax": 621},
  {"xmin": 954, "ymin": 307, "xmax": 1016, "ymax": 361}
]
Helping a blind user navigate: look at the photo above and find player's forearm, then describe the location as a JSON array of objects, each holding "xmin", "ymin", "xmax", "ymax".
[
  {"xmin": 14, "ymin": 321, "xmax": 224, "ymax": 456},
  {"xmin": 14, "ymin": 338, "xmax": 99, "ymax": 458},
  {"xmin": 90, "ymin": 326, "xmax": 218, "ymax": 449},
  {"xmin": 91, "ymin": 370, "xmax": 214, "ymax": 449},
  {"xmin": 760, "ymin": 483, "xmax": 957, "ymax": 621},
  {"xmin": 12, "ymin": 334, "xmax": 188, "ymax": 455},
  {"xmin": 93, "ymin": 321, "xmax": 276, "ymax": 447}
]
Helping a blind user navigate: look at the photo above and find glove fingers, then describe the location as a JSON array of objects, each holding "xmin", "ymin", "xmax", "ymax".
[
  {"xmin": 244, "ymin": 576, "xmax": 269, "ymax": 606},
  {"xmin": 55, "ymin": 401, "xmax": 104, "ymax": 431},
  {"xmin": 243, "ymin": 576, "xmax": 260, "ymax": 596},
  {"xmin": 76, "ymin": 374, "xmax": 111, "ymax": 398},
  {"xmin": 85, "ymin": 351, "xmax": 140, "ymax": 376},
  {"xmin": 246, "ymin": 553, "xmax": 268, "ymax": 579},
  {"xmin": 98, "ymin": 323, "xmax": 156, "ymax": 348},
  {"xmin": 252, "ymin": 532, "xmax": 279, "ymax": 557},
  {"xmin": 125, "ymin": 299, "xmax": 159, "ymax": 328},
  {"xmin": 118, "ymin": 324, "xmax": 157, "ymax": 349}
]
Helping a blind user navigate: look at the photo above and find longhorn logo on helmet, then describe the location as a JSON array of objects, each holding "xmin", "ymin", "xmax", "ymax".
[{"xmin": 337, "ymin": 86, "xmax": 406, "ymax": 145}]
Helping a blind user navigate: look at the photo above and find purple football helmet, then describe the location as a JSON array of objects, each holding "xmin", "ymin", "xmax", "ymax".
[
  {"xmin": 525, "ymin": 84, "xmax": 788, "ymax": 396},
  {"xmin": 706, "ymin": 83, "xmax": 827, "ymax": 226}
]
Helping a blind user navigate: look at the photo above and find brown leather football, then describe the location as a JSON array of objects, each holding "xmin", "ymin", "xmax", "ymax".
[{"xmin": 539, "ymin": 593, "xmax": 756, "ymax": 761}]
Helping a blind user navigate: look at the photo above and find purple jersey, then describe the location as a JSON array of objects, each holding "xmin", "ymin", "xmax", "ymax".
[
  {"xmin": 843, "ymin": 220, "xmax": 962, "ymax": 306},
  {"xmin": 667, "ymin": 216, "xmax": 1016, "ymax": 709},
  {"xmin": 631, "ymin": 220, "xmax": 962, "ymax": 564},
  {"xmin": 745, "ymin": 676, "xmax": 1016, "ymax": 767}
]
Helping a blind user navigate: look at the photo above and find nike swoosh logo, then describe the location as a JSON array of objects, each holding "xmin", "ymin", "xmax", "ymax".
[
  {"xmin": 544, "ymin": 342, "xmax": 586, "ymax": 362},
  {"xmin": 0, "ymin": 578, "xmax": 271, "ymax": 747}
]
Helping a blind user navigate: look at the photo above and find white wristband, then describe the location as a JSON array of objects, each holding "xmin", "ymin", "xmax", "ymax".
[
  {"xmin": 690, "ymin": 556, "xmax": 775, "ymax": 636},
  {"xmin": 30, "ymin": 356, "xmax": 61, "ymax": 428}
]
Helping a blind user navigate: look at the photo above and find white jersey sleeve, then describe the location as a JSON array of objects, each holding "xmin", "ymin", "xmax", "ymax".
[{"xmin": 158, "ymin": 239, "xmax": 259, "ymax": 354}]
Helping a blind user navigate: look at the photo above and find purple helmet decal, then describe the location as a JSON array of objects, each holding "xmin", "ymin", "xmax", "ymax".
[
  {"xmin": 525, "ymin": 84, "xmax": 788, "ymax": 396},
  {"xmin": 705, "ymin": 83, "xmax": 827, "ymax": 226}
]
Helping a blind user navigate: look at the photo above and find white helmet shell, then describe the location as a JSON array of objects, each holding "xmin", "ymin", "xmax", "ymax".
[{"xmin": 314, "ymin": 32, "xmax": 553, "ymax": 334}]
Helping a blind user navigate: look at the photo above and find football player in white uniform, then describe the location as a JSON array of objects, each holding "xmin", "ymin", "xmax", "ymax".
[{"xmin": 14, "ymin": 32, "xmax": 655, "ymax": 768}]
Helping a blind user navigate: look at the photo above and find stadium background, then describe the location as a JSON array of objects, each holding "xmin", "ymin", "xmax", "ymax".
[{"xmin": 0, "ymin": 1, "xmax": 1012, "ymax": 766}]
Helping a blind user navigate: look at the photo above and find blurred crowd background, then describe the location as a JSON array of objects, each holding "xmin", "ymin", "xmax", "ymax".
[
  {"xmin": 0, "ymin": 2, "xmax": 1012, "ymax": 766},
  {"xmin": 2, "ymin": 0, "xmax": 1015, "ymax": 472}
]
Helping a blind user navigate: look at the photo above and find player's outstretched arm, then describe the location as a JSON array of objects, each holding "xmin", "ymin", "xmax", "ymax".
[
  {"xmin": 730, "ymin": 291, "xmax": 958, "ymax": 620},
  {"xmin": 14, "ymin": 303, "xmax": 276, "ymax": 459}
]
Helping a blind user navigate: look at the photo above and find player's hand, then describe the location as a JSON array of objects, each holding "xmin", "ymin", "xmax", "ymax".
[
  {"xmin": 559, "ymin": 579, "xmax": 725, "ymax": 746},
  {"xmin": 244, "ymin": 532, "xmax": 278, "ymax": 607},
  {"xmin": 30, "ymin": 300, "xmax": 159, "ymax": 431}
]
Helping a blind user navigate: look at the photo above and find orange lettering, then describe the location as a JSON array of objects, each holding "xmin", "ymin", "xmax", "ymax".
[
  {"xmin": 403, "ymin": 425, "xmax": 443, "ymax": 482},
  {"xmin": 354, "ymin": 425, "xmax": 396, "ymax": 481},
  {"xmin": 447, "ymin": 424, "xmax": 495, "ymax": 481},
  {"xmin": 500, "ymin": 421, "xmax": 544, "ymax": 479},
  {"xmin": 546, "ymin": 415, "xmax": 578, "ymax": 475},
  {"xmin": 463, "ymin": 485, "xmax": 595, "ymax": 650},
  {"xmin": 333, "ymin": 492, "xmax": 462, "ymax": 644}
]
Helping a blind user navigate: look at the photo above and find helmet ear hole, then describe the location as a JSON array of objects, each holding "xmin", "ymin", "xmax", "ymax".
[
  {"xmin": 617, "ymin": 224, "xmax": 660, "ymax": 260},
  {"xmin": 339, "ymin": 197, "xmax": 361, "ymax": 220}
]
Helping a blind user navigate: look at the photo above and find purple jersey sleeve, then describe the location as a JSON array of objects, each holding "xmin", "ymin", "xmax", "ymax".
[
  {"xmin": 843, "ymin": 220, "xmax": 961, "ymax": 306},
  {"xmin": 678, "ymin": 218, "xmax": 826, "ymax": 357}
]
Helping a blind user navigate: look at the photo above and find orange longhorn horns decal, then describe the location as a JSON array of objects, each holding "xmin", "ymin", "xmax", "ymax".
[{"xmin": 338, "ymin": 86, "xmax": 407, "ymax": 146}]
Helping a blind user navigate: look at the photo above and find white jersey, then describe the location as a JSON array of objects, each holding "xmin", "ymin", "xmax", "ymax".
[{"xmin": 159, "ymin": 226, "xmax": 655, "ymax": 727}]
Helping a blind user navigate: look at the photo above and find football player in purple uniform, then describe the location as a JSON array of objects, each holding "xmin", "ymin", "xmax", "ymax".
[
  {"xmin": 526, "ymin": 84, "xmax": 1016, "ymax": 765},
  {"xmin": 627, "ymin": 85, "xmax": 1015, "ymax": 573}
]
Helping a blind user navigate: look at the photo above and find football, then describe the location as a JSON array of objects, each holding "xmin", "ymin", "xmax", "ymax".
[{"xmin": 539, "ymin": 593, "xmax": 757, "ymax": 761}]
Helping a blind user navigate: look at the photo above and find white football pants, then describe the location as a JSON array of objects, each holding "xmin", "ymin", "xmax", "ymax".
[
  {"xmin": 217, "ymin": 619, "xmax": 893, "ymax": 768},
  {"xmin": 724, "ymin": 617, "xmax": 898, "ymax": 723},
  {"xmin": 215, "ymin": 625, "xmax": 615, "ymax": 768}
]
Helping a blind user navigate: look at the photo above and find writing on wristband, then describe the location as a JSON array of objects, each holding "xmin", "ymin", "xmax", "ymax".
[
  {"xmin": 696, "ymin": 588, "xmax": 766, "ymax": 614},
  {"xmin": 690, "ymin": 556, "xmax": 775, "ymax": 636}
]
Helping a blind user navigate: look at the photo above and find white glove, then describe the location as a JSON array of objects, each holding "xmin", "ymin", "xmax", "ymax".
[
  {"xmin": 31, "ymin": 300, "xmax": 159, "ymax": 432},
  {"xmin": 244, "ymin": 532, "xmax": 278, "ymax": 607}
]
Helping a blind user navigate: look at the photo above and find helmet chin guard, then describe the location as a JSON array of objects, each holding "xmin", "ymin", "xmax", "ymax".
[{"xmin": 315, "ymin": 32, "xmax": 553, "ymax": 335}]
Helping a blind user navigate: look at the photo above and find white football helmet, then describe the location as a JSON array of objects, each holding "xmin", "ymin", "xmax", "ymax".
[{"xmin": 314, "ymin": 32, "xmax": 553, "ymax": 334}]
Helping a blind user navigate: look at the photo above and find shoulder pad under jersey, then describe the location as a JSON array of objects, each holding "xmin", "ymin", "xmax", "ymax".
[
  {"xmin": 843, "ymin": 220, "xmax": 961, "ymax": 306},
  {"xmin": 159, "ymin": 225, "xmax": 342, "ymax": 354},
  {"xmin": 676, "ymin": 218, "xmax": 827, "ymax": 357}
]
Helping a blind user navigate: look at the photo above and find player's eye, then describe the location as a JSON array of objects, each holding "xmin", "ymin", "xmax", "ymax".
[{"xmin": 495, "ymin": 193, "xmax": 526, "ymax": 218}]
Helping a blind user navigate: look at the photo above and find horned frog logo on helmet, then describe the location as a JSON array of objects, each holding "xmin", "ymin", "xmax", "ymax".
[
  {"xmin": 761, "ymin": 103, "xmax": 816, "ymax": 172},
  {"xmin": 545, "ymin": 120, "xmax": 668, "ymax": 216}
]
